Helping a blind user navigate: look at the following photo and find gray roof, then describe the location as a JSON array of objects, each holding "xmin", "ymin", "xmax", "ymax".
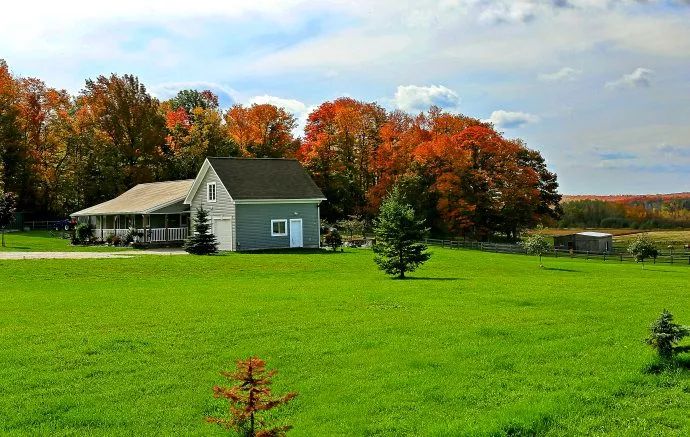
[
  {"xmin": 207, "ymin": 157, "xmax": 325, "ymax": 200},
  {"xmin": 71, "ymin": 179, "xmax": 194, "ymax": 216}
]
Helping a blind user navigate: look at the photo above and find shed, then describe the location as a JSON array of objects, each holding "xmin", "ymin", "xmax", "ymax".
[{"xmin": 553, "ymin": 231, "xmax": 614, "ymax": 253}]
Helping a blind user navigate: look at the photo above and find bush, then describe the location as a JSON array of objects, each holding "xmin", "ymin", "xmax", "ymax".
[
  {"xmin": 71, "ymin": 223, "xmax": 93, "ymax": 245},
  {"xmin": 627, "ymin": 234, "xmax": 658, "ymax": 268},
  {"xmin": 646, "ymin": 310, "xmax": 689, "ymax": 361},
  {"xmin": 324, "ymin": 228, "xmax": 343, "ymax": 251}
]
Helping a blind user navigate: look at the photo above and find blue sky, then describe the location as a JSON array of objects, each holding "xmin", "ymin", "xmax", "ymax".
[{"xmin": 1, "ymin": 0, "xmax": 689, "ymax": 194}]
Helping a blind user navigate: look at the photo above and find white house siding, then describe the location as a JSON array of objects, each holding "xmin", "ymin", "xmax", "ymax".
[
  {"xmin": 189, "ymin": 166, "xmax": 236, "ymax": 250},
  {"xmin": 235, "ymin": 203, "xmax": 320, "ymax": 251}
]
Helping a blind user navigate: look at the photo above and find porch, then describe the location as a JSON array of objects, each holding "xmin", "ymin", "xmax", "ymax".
[{"xmin": 87, "ymin": 213, "xmax": 190, "ymax": 244}]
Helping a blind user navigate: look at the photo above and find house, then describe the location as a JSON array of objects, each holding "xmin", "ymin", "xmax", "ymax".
[
  {"xmin": 71, "ymin": 157, "xmax": 325, "ymax": 251},
  {"xmin": 553, "ymin": 231, "xmax": 614, "ymax": 253}
]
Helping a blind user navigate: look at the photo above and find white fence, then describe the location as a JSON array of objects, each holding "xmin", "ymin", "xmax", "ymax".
[{"xmin": 93, "ymin": 227, "xmax": 188, "ymax": 242}]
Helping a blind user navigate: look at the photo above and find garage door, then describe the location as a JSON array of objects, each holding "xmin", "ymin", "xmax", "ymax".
[{"xmin": 212, "ymin": 218, "xmax": 233, "ymax": 251}]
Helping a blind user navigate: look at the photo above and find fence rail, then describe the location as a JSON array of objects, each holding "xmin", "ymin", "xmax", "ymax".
[{"xmin": 425, "ymin": 238, "xmax": 690, "ymax": 265}]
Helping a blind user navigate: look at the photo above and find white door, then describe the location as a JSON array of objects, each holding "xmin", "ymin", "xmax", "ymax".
[
  {"xmin": 289, "ymin": 219, "xmax": 303, "ymax": 248},
  {"xmin": 212, "ymin": 218, "xmax": 233, "ymax": 251}
]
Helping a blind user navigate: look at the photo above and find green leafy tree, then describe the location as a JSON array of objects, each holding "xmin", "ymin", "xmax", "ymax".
[
  {"xmin": 206, "ymin": 356, "xmax": 297, "ymax": 437},
  {"xmin": 0, "ymin": 190, "xmax": 17, "ymax": 247},
  {"xmin": 627, "ymin": 234, "xmax": 658, "ymax": 269},
  {"xmin": 185, "ymin": 207, "xmax": 219, "ymax": 255},
  {"xmin": 373, "ymin": 187, "xmax": 430, "ymax": 278},
  {"xmin": 646, "ymin": 310, "xmax": 689, "ymax": 361},
  {"xmin": 524, "ymin": 233, "xmax": 550, "ymax": 268}
]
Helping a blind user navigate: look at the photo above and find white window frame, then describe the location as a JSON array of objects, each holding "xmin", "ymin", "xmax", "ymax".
[
  {"xmin": 207, "ymin": 182, "xmax": 217, "ymax": 203},
  {"xmin": 271, "ymin": 219, "xmax": 288, "ymax": 237}
]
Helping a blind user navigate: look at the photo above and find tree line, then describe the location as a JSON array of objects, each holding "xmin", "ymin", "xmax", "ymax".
[
  {"xmin": 0, "ymin": 59, "xmax": 561, "ymax": 240},
  {"xmin": 559, "ymin": 198, "xmax": 690, "ymax": 229}
]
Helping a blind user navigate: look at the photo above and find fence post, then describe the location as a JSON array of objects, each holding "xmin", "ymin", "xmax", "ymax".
[
  {"xmin": 586, "ymin": 251, "xmax": 589, "ymax": 260},
  {"xmin": 620, "ymin": 254, "xmax": 623, "ymax": 262},
  {"xmin": 603, "ymin": 252, "xmax": 606, "ymax": 262}
]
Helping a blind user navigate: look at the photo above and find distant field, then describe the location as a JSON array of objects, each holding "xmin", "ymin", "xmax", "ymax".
[
  {"xmin": 536, "ymin": 228, "xmax": 690, "ymax": 250},
  {"xmin": 1, "ymin": 247, "xmax": 690, "ymax": 435}
]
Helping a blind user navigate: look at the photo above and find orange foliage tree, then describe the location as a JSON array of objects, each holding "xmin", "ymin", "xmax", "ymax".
[
  {"xmin": 225, "ymin": 104, "xmax": 298, "ymax": 159},
  {"xmin": 206, "ymin": 356, "xmax": 297, "ymax": 437}
]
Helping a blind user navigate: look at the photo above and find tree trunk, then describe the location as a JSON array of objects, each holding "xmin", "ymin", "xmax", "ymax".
[{"xmin": 1, "ymin": 228, "xmax": 4, "ymax": 247}]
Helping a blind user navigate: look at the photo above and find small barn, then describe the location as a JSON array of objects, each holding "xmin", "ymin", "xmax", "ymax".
[{"xmin": 553, "ymin": 231, "xmax": 614, "ymax": 253}]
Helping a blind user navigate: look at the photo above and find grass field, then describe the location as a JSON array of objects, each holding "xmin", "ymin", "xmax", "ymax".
[
  {"xmin": 0, "ymin": 231, "xmax": 130, "ymax": 252},
  {"xmin": 2, "ymin": 246, "xmax": 690, "ymax": 435}
]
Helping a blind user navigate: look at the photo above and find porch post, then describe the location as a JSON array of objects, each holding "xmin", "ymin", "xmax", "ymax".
[
  {"xmin": 101, "ymin": 215, "xmax": 104, "ymax": 240},
  {"xmin": 142, "ymin": 214, "xmax": 147, "ymax": 243},
  {"xmin": 164, "ymin": 214, "xmax": 169, "ymax": 241}
]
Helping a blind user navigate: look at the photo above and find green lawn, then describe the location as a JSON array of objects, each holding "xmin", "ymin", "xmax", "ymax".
[
  {"xmin": 0, "ymin": 231, "xmax": 129, "ymax": 252},
  {"xmin": 1, "ymin": 248, "xmax": 689, "ymax": 436}
]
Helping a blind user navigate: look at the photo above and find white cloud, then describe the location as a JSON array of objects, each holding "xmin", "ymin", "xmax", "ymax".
[
  {"xmin": 605, "ymin": 67, "xmax": 654, "ymax": 89},
  {"xmin": 484, "ymin": 110, "xmax": 540, "ymax": 129},
  {"xmin": 393, "ymin": 85, "xmax": 460, "ymax": 112},
  {"xmin": 150, "ymin": 81, "xmax": 239, "ymax": 106},
  {"xmin": 538, "ymin": 67, "xmax": 582, "ymax": 82}
]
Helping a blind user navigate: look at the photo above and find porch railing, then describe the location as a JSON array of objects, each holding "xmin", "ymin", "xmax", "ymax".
[{"xmin": 93, "ymin": 227, "xmax": 188, "ymax": 242}]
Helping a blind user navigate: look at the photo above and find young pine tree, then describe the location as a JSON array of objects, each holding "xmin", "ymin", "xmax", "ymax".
[
  {"xmin": 206, "ymin": 356, "xmax": 298, "ymax": 437},
  {"xmin": 185, "ymin": 207, "xmax": 219, "ymax": 255},
  {"xmin": 373, "ymin": 186, "xmax": 430, "ymax": 279},
  {"xmin": 646, "ymin": 310, "xmax": 689, "ymax": 361}
]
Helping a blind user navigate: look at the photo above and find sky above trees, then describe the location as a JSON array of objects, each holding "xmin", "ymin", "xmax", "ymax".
[{"xmin": 1, "ymin": 0, "xmax": 689, "ymax": 194}]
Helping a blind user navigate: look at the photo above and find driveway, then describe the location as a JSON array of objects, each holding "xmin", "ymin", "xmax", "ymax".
[{"xmin": 0, "ymin": 248, "xmax": 188, "ymax": 260}]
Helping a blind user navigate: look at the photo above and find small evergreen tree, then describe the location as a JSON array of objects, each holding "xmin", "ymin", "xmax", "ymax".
[
  {"xmin": 645, "ymin": 310, "xmax": 689, "ymax": 361},
  {"xmin": 185, "ymin": 207, "xmax": 219, "ymax": 255},
  {"xmin": 628, "ymin": 234, "xmax": 658, "ymax": 269},
  {"xmin": 524, "ymin": 234, "xmax": 550, "ymax": 268},
  {"xmin": 206, "ymin": 356, "xmax": 298, "ymax": 437},
  {"xmin": 373, "ymin": 187, "xmax": 430, "ymax": 279},
  {"xmin": 0, "ymin": 191, "xmax": 17, "ymax": 248}
]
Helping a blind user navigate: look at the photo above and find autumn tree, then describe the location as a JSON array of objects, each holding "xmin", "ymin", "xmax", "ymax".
[
  {"xmin": 225, "ymin": 103, "xmax": 298, "ymax": 159},
  {"xmin": 0, "ymin": 60, "xmax": 27, "ymax": 204},
  {"xmin": 373, "ymin": 186, "xmax": 430, "ymax": 278},
  {"xmin": 206, "ymin": 356, "xmax": 297, "ymax": 437},
  {"xmin": 161, "ymin": 90, "xmax": 237, "ymax": 180},
  {"xmin": 297, "ymin": 98, "xmax": 386, "ymax": 221},
  {"xmin": 79, "ymin": 74, "xmax": 166, "ymax": 191}
]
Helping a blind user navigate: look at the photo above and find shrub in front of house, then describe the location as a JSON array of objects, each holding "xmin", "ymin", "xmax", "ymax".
[
  {"xmin": 71, "ymin": 223, "xmax": 93, "ymax": 245},
  {"xmin": 324, "ymin": 228, "xmax": 343, "ymax": 251}
]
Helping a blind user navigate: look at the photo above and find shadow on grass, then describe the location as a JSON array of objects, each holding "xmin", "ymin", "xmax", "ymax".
[
  {"xmin": 395, "ymin": 277, "xmax": 464, "ymax": 281},
  {"xmin": 543, "ymin": 267, "xmax": 581, "ymax": 273},
  {"xmin": 237, "ymin": 248, "xmax": 334, "ymax": 255},
  {"xmin": 643, "ymin": 355, "xmax": 690, "ymax": 374}
]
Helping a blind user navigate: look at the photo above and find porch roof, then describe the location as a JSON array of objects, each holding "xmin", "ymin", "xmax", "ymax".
[{"xmin": 71, "ymin": 179, "xmax": 194, "ymax": 217}]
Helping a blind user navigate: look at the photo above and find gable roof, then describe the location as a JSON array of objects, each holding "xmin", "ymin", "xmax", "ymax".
[
  {"xmin": 190, "ymin": 157, "xmax": 325, "ymax": 201},
  {"xmin": 71, "ymin": 179, "xmax": 194, "ymax": 216},
  {"xmin": 576, "ymin": 231, "xmax": 613, "ymax": 238}
]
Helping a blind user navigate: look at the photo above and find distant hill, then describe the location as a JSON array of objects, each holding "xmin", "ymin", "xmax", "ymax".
[{"xmin": 562, "ymin": 193, "xmax": 690, "ymax": 203}]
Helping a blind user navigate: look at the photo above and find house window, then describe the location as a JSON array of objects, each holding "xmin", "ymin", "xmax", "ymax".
[
  {"xmin": 207, "ymin": 182, "xmax": 217, "ymax": 203},
  {"xmin": 271, "ymin": 219, "xmax": 287, "ymax": 236}
]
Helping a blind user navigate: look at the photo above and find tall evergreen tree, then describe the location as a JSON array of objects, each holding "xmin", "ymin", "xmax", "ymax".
[
  {"xmin": 373, "ymin": 187, "xmax": 430, "ymax": 278},
  {"xmin": 185, "ymin": 207, "xmax": 219, "ymax": 255}
]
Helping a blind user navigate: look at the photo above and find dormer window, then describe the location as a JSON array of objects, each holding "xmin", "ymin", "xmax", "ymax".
[{"xmin": 207, "ymin": 182, "xmax": 217, "ymax": 203}]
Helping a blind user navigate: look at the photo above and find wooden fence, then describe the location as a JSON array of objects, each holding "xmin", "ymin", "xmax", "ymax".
[{"xmin": 425, "ymin": 238, "xmax": 690, "ymax": 265}]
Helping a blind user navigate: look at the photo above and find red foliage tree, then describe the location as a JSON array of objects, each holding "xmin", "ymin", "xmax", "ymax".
[{"xmin": 206, "ymin": 357, "xmax": 297, "ymax": 437}]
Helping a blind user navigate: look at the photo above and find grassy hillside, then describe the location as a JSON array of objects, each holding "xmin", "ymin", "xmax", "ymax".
[{"xmin": 1, "ymin": 248, "xmax": 690, "ymax": 435}]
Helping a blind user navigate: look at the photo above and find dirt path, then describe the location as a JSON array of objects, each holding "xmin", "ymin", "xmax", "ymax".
[{"xmin": 0, "ymin": 248, "xmax": 188, "ymax": 260}]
